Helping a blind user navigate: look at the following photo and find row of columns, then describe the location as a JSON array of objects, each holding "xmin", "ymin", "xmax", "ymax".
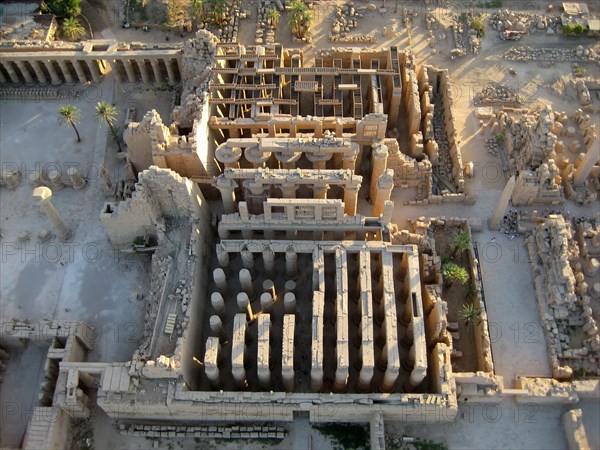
[
  {"xmin": 205, "ymin": 312, "xmax": 298, "ymax": 391},
  {"xmin": 113, "ymin": 57, "xmax": 179, "ymax": 85},
  {"xmin": 216, "ymin": 177, "xmax": 361, "ymax": 216},
  {"xmin": 0, "ymin": 57, "xmax": 180, "ymax": 85},
  {"xmin": 1, "ymin": 59, "xmax": 100, "ymax": 85}
]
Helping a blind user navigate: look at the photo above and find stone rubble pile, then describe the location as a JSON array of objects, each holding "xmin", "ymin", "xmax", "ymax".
[
  {"xmin": 136, "ymin": 254, "xmax": 173, "ymax": 360},
  {"xmin": 329, "ymin": 3, "xmax": 375, "ymax": 43},
  {"xmin": 255, "ymin": 0, "xmax": 283, "ymax": 45},
  {"xmin": 488, "ymin": 9, "xmax": 561, "ymax": 36},
  {"xmin": 486, "ymin": 136, "xmax": 500, "ymax": 156},
  {"xmin": 0, "ymin": 87, "xmax": 83, "ymax": 101},
  {"xmin": 504, "ymin": 46, "xmax": 600, "ymax": 63},
  {"xmin": 526, "ymin": 215, "xmax": 600, "ymax": 380},
  {"xmin": 474, "ymin": 83, "xmax": 524, "ymax": 106}
]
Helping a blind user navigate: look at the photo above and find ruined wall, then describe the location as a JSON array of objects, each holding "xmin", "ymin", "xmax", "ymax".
[
  {"xmin": 123, "ymin": 109, "xmax": 171, "ymax": 173},
  {"xmin": 98, "ymin": 385, "xmax": 458, "ymax": 423},
  {"xmin": 437, "ymin": 70, "xmax": 465, "ymax": 193},
  {"xmin": 386, "ymin": 139, "xmax": 432, "ymax": 200},
  {"xmin": 525, "ymin": 215, "xmax": 600, "ymax": 380},
  {"xmin": 23, "ymin": 407, "xmax": 70, "ymax": 450},
  {"xmin": 100, "ymin": 184, "xmax": 160, "ymax": 250}
]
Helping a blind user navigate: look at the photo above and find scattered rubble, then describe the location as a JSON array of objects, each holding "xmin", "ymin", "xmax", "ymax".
[
  {"xmin": 475, "ymin": 83, "xmax": 524, "ymax": 106},
  {"xmin": 504, "ymin": 46, "xmax": 600, "ymax": 63}
]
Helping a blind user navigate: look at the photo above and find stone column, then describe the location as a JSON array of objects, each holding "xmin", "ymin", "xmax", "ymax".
[
  {"xmin": 204, "ymin": 337, "xmax": 221, "ymax": 387},
  {"xmin": 165, "ymin": 58, "xmax": 177, "ymax": 85},
  {"xmin": 150, "ymin": 59, "xmax": 163, "ymax": 84},
  {"xmin": 33, "ymin": 187, "xmax": 72, "ymax": 240},
  {"xmin": 72, "ymin": 61, "xmax": 88, "ymax": 83},
  {"xmin": 57, "ymin": 60, "xmax": 74, "ymax": 83},
  {"xmin": 241, "ymin": 247, "xmax": 255, "ymax": 275},
  {"xmin": 85, "ymin": 60, "xmax": 101, "ymax": 83},
  {"xmin": 213, "ymin": 269, "xmax": 228, "ymax": 294},
  {"xmin": 15, "ymin": 61, "xmax": 34, "ymax": 84},
  {"xmin": 30, "ymin": 61, "xmax": 47, "ymax": 84},
  {"xmin": 281, "ymin": 182, "xmax": 297, "ymax": 198},
  {"xmin": 0, "ymin": 66, "xmax": 7, "ymax": 84},
  {"xmin": 262, "ymin": 245, "xmax": 275, "ymax": 277},
  {"xmin": 488, "ymin": 175, "xmax": 516, "ymax": 230},
  {"xmin": 2, "ymin": 62, "xmax": 21, "ymax": 84},
  {"xmin": 239, "ymin": 268, "xmax": 254, "ymax": 299},
  {"xmin": 123, "ymin": 59, "xmax": 136, "ymax": 83},
  {"xmin": 282, "ymin": 315, "xmax": 295, "ymax": 391},
  {"xmin": 343, "ymin": 184, "xmax": 360, "ymax": 216},
  {"xmin": 311, "ymin": 290, "xmax": 325, "ymax": 392},
  {"xmin": 260, "ymin": 292, "xmax": 273, "ymax": 311},
  {"xmin": 216, "ymin": 177, "xmax": 238, "ymax": 214},
  {"xmin": 47, "ymin": 169, "xmax": 64, "ymax": 190},
  {"xmin": 573, "ymin": 144, "xmax": 600, "ymax": 186},
  {"xmin": 44, "ymin": 61, "xmax": 61, "ymax": 85},
  {"xmin": 369, "ymin": 144, "xmax": 388, "ymax": 201},
  {"xmin": 373, "ymin": 169, "xmax": 394, "ymax": 216},
  {"xmin": 136, "ymin": 59, "xmax": 150, "ymax": 84},
  {"xmin": 284, "ymin": 292, "xmax": 296, "ymax": 313},
  {"xmin": 211, "ymin": 292, "xmax": 227, "ymax": 318},
  {"xmin": 216, "ymin": 243, "xmax": 229, "ymax": 268},
  {"xmin": 209, "ymin": 315, "xmax": 223, "ymax": 335},
  {"xmin": 285, "ymin": 246, "xmax": 297, "ymax": 278},
  {"xmin": 2, "ymin": 168, "xmax": 21, "ymax": 189},
  {"xmin": 244, "ymin": 180, "xmax": 266, "ymax": 215},
  {"xmin": 342, "ymin": 143, "xmax": 360, "ymax": 172},
  {"xmin": 313, "ymin": 181, "xmax": 328, "ymax": 200},
  {"xmin": 231, "ymin": 314, "xmax": 248, "ymax": 389},
  {"xmin": 257, "ymin": 314, "xmax": 271, "ymax": 388},
  {"xmin": 67, "ymin": 167, "xmax": 86, "ymax": 190}
]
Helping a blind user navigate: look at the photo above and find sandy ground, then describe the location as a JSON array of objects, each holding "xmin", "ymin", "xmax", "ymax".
[
  {"xmin": 1, "ymin": 0, "xmax": 599, "ymax": 449},
  {"xmin": 0, "ymin": 79, "xmax": 149, "ymax": 446}
]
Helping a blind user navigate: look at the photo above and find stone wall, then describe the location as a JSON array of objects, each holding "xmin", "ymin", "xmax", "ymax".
[
  {"xmin": 563, "ymin": 409, "xmax": 591, "ymax": 450},
  {"xmin": 525, "ymin": 215, "xmax": 600, "ymax": 380},
  {"xmin": 386, "ymin": 138, "xmax": 432, "ymax": 200}
]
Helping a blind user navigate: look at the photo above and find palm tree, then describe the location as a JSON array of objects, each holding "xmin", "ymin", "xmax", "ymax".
[
  {"xmin": 451, "ymin": 230, "xmax": 471, "ymax": 258},
  {"xmin": 61, "ymin": 17, "xmax": 86, "ymax": 41},
  {"xmin": 95, "ymin": 102, "xmax": 122, "ymax": 151},
  {"xmin": 267, "ymin": 8, "xmax": 280, "ymax": 29},
  {"xmin": 459, "ymin": 303, "xmax": 482, "ymax": 328},
  {"xmin": 189, "ymin": 0, "xmax": 206, "ymax": 26},
  {"xmin": 441, "ymin": 262, "xmax": 469, "ymax": 289},
  {"xmin": 57, "ymin": 105, "xmax": 82, "ymax": 142},
  {"xmin": 288, "ymin": 0, "xmax": 312, "ymax": 39}
]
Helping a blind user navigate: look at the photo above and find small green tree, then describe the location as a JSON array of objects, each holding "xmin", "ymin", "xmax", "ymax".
[
  {"xmin": 563, "ymin": 23, "xmax": 584, "ymax": 36},
  {"xmin": 470, "ymin": 17, "xmax": 485, "ymax": 37},
  {"xmin": 61, "ymin": 17, "xmax": 85, "ymax": 41},
  {"xmin": 442, "ymin": 262, "xmax": 469, "ymax": 289},
  {"xmin": 40, "ymin": 0, "xmax": 81, "ymax": 19},
  {"xmin": 57, "ymin": 105, "xmax": 82, "ymax": 142},
  {"xmin": 460, "ymin": 303, "xmax": 482, "ymax": 328},
  {"xmin": 209, "ymin": 0, "xmax": 229, "ymax": 26},
  {"xmin": 288, "ymin": 0, "xmax": 313, "ymax": 39},
  {"xmin": 189, "ymin": 0, "xmax": 206, "ymax": 25},
  {"xmin": 267, "ymin": 8, "xmax": 280, "ymax": 29},
  {"xmin": 451, "ymin": 230, "xmax": 471, "ymax": 257},
  {"xmin": 95, "ymin": 102, "xmax": 122, "ymax": 151}
]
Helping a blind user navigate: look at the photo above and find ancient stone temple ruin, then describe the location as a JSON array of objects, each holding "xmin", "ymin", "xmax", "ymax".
[{"xmin": 124, "ymin": 36, "xmax": 467, "ymax": 204}]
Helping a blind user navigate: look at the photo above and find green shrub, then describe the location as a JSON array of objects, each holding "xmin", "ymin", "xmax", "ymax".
[
  {"xmin": 563, "ymin": 22, "xmax": 584, "ymax": 36},
  {"xmin": 470, "ymin": 18, "xmax": 485, "ymax": 37},
  {"xmin": 40, "ymin": 0, "xmax": 81, "ymax": 19}
]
